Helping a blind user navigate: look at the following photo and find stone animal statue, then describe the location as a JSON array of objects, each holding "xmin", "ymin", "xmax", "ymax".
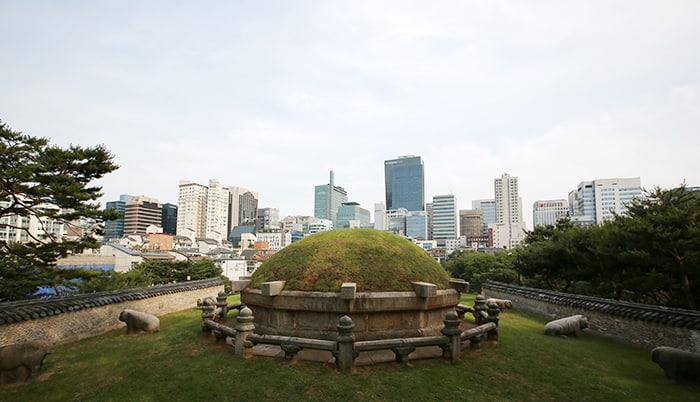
[
  {"xmin": 119, "ymin": 309, "xmax": 160, "ymax": 334},
  {"xmin": 486, "ymin": 298, "xmax": 513, "ymax": 311},
  {"xmin": 651, "ymin": 346, "xmax": 700, "ymax": 381},
  {"xmin": 544, "ymin": 314, "xmax": 589, "ymax": 337},
  {"xmin": 0, "ymin": 342, "xmax": 51, "ymax": 384}
]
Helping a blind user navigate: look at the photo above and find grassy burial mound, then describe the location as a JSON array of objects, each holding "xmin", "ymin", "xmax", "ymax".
[{"xmin": 248, "ymin": 228, "xmax": 451, "ymax": 292}]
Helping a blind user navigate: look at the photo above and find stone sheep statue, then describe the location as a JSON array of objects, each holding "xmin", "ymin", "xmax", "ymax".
[
  {"xmin": 119, "ymin": 309, "xmax": 160, "ymax": 334},
  {"xmin": 0, "ymin": 342, "xmax": 51, "ymax": 384},
  {"xmin": 651, "ymin": 346, "xmax": 700, "ymax": 381},
  {"xmin": 486, "ymin": 298, "xmax": 513, "ymax": 312},
  {"xmin": 544, "ymin": 314, "xmax": 589, "ymax": 337}
]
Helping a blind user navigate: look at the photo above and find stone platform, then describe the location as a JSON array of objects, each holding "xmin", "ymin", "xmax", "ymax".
[{"xmin": 251, "ymin": 343, "xmax": 445, "ymax": 366}]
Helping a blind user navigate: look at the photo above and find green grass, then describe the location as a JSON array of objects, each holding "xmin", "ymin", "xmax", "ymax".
[
  {"xmin": 249, "ymin": 229, "xmax": 451, "ymax": 291},
  {"xmin": 1, "ymin": 294, "xmax": 698, "ymax": 401}
]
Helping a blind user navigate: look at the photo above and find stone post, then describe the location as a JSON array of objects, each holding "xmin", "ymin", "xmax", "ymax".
[
  {"xmin": 473, "ymin": 295, "xmax": 487, "ymax": 325},
  {"xmin": 335, "ymin": 315, "xmax": 356, "ymax": 372},
  {"xmin": 485, "ymin": 301, "xmax": 500, "ymax": 341},
  {"xmin": 201, "ymin": 298, "xmax": 216, "ymax": 336},
  {"xmin": 216, "ymin": 291, "xmax": 228, "ymax": 321},
  {"xmin": 441, "ymin": 311, "xmax": 462, "ymax": 362},
  {"xmin": 234, "ymin": 306, "xmax": 255, "ymax": 358}
]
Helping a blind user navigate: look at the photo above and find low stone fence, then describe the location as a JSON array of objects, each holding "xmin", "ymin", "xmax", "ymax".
[
  {"xmin": 0, "ymin": 278, "xmax": 224, "ymax": 347},
  {"xmin": 199, "ymin": 294, "xmax": 500, "ymax": 372},
  {"xmin": 482, "ymin": 280, "xmax": 700, "ymax": 352}
]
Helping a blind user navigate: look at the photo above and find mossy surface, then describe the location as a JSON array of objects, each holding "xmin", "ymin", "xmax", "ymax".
[{"xmin": 248, "ymin": 228, "xmax": 451, "ymax": 292}]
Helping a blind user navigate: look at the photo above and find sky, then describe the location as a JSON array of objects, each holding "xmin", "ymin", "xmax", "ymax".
[{"xmin": 2, "ymin": 1, "xmax": 699, "ymax": 229}]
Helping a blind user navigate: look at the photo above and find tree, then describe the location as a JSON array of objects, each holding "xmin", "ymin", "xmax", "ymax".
[
  {"xmin": 0, "ymin": 120, "xmax": 119, "ymax": 300},
  {"xmin": 442, "ymin": 249, "xmax": 517, "ymax": 292},
  {"xmin": 131, "ymin": 259, "xmax": 223, "ymax": 284},
  {"xmin": 617, "ymin": 185, "xmax": 700, "ymax": 309}
]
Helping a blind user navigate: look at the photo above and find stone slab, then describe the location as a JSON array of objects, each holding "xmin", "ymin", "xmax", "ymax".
[
  {"xmin": 411, "ymin": 281, "xmax": 437, "ymax": 298},
  {"xmin": 261, "ymin": 281, "xmax": 286, "ymax": 296},
  {"xmin": 340, "ymin": 283, "xmax": 356, "ymax": 300}
]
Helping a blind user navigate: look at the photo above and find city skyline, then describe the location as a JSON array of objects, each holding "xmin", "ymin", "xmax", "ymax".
[{"xmin": 2, "ymin": 2, "xmax": 698, "ymax": 225}]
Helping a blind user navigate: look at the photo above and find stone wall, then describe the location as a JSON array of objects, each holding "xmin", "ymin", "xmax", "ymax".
[
  {"xmin": 482, "ymin": 280, "xmax": 700, "ymax": 352},
  {"xmin": 0, "ymin": 278, "xmax": 224, "ymax": 347}
]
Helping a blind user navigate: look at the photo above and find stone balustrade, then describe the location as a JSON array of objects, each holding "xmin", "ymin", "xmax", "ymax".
[{"xmin": 200, "ymin": 297, "xmax": 499, "ymax": 371}]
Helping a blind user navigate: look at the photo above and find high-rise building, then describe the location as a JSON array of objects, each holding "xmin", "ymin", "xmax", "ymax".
[
  {"xmin": 226, "ymin": 186, "xmax": 258, "ymax": 228},
  {"xmin": 314, "ymin": 170, "xmax": 348, "ymax": 227},
  {"xmin": 335, "ymin": 202, "xmax": 371, "ymax": 229},
  {"xmin": 386, "ymin": 208, "xmax": 409, "ymax": 236},
  {"xmin": 161, "ymin": 203, "xmax": 178, "ymax": 235},
  {"xmin": 205, "ymin": 179, "xmax": 231, "ymax": 241},
  {"xmin": 472, "ymin": 199, "xmax": 496, "ymax": 237},
  {"xmin": 177, "ymin": 180, "xmax": 208, "ymax": 240},
  {"xmin": 533, "ymin": 199, "xmax": 569, "ymax": 227},
  {"xmin": 123, "ymin": 195, "xmax": 162, "ymax": 235},
  {"xmin": 568, "ymin": 177, "xmax": 642, "ymax": 224},
  {"xmin": 459, "ymin": 209, "xmax": 483, "ymax": 238},
  {"xmin": 384, "ymin": 155, "xmax": 425, "ymax": 212},
  {"xmin": 405, "ymin": 210, "xmax": 427, "ymax": 240},
  {"xmin": 490, "ymin": 173, "xmax": 525, "ymax": 249},
  {"xmin": 238, "ymin": 191, "xmax": 258, "ymax": 225},
  {"xmin": 425, "ymin": 202, "xmax": 433, "ymax": 240},
  {"xmin": 431, "ymin": 194, "xmax": 458, "ymax": 243},
  {"xmin": 104, "ymin": 194, "xmax": 133, "ymax": 242},
  {"xmin": 256, "ymin": 207, "xmax": 280, "ymax": 233},
  {"xmin": 0, "ymin": 201, "xmax": 64, "ymax": 244},
  {"xmin": 177, "ymin": 179, "xmax": 258, "ymax": 244},
  {"xmin": 374, "ymin": 203, "xmax": 387, "ymax": 231}
]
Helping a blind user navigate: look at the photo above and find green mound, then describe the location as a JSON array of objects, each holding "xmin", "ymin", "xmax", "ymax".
[{"xmin": 248, "ymin": 228, "xmax": 451, "ymax": 292}]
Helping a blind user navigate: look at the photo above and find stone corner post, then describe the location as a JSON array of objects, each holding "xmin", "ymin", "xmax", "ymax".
[
  {"xmin": 216, "ymin": 291, "xmax": 228, "ymax": 321},
  {"xmin": 441, "ymin": 311, "xmax": 462, "ymax": 363},
  {"xmin": 335, "ymin": 315, "xmax": 356, "ymax": 372},
  {"xmin": 234, "ymin": 306, "xmax": 255, "ymax": 358},
  {"xmin": 201, "ymin": 298, "xmax": 216, "ymax": 336},
  {"xmin": 485, "ymin": 302, "xmax": 500, "ymax": 341}
]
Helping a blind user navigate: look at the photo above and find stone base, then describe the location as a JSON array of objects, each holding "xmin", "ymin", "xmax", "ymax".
[{"xmin": 241, "ymin": 288, "xmax": 460, "ymax": 341}]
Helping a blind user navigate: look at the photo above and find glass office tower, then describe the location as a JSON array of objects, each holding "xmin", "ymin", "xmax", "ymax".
[{"xmin": 384, "ymin": 155, "xmax": 425, "ymax": 212}]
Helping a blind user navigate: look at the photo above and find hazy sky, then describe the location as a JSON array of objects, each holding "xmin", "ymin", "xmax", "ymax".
[{"xmin": 2, "ymin": 1, "xmax": 699, "ymax": 228}]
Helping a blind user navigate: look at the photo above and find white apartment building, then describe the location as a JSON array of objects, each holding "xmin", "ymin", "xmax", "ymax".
[
  {"xmin": 177, "ymin": 180, "xmax": 207, "ymax": 241},
  {"xmin": 533, "ymin": 199, "xmax": 569, "ymax": 227},
  {"xmin": 205, "ymin": 179, "xmax": 230, "ymax": 242},
  {"xmin": 568, "ymin": 177, "xmax": 642, "ymax": 224},
  {"xmin": 0, "ymin": 201, "xmax": 64, "ymax": 244},
  {"xmin": 177, "ymin": 179, "xmax": 259, "ymax": 245},
  {"xmin": 490, "ymin": 173, "xmax": 525, "ymax": 249}
]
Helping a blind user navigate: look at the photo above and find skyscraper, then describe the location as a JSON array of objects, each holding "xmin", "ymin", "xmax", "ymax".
[
  {"xmin": 178, "ymin": 179, "xmax": 259, "ymax": 244},
  {"xmin": 177, "ymin": 180, "xmax": 208, "ymax": 240},
  {"xmin": 104, "ymin": 194, "xmax": 133, "ymax": 242},
  {"xmin": 314, "ymin": 170, "xmax": 348, "ymax": 227},
  {"xmin": 227, "ymin": 186, "xmax": 258, "ymax": 228},
  {"xmin": 123, "ymin": 195, "xmax": 162, "ymax": 235},
  {"xmin": 238, "ymin": 191, "xmax": 258, "ymax": 225},
  {"xmin": 472, "ymin": 199, "xmax": 496, "ymax": 237},
  {"xmin": 490, "ymin": 173, "xmax": 525, "ymax": 249},
  {"xmin": 568, "ymin": 177, "xmax": 642, "ymax": 224},
  {"xmin": 384, "ymin": 155, "xmax": 425, "ymax": 212},
  {"xmin": 161, "ymin": 203, "xmax": 178, "ymax": 235},
  {"xmin": 431, "ymin": 194, "xmax": 458, "ymax": 243}
]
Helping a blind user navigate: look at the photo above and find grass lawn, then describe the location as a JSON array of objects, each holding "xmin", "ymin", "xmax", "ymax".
[{"xmin": 0, "ymin": 294, "xmax": 698, "ymax": 401}]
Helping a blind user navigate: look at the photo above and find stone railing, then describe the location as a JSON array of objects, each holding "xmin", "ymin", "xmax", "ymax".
[
  {"xmin": 0, "ymin": 278, "xmax": 224, "ymax": 347},
  {"xmin": 482, "ymin": 280, "xmax": 700, "ymax": 352},
  {"xmin": 199, "ymin": 295, "xmax": 499, "ymax": 372}
]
